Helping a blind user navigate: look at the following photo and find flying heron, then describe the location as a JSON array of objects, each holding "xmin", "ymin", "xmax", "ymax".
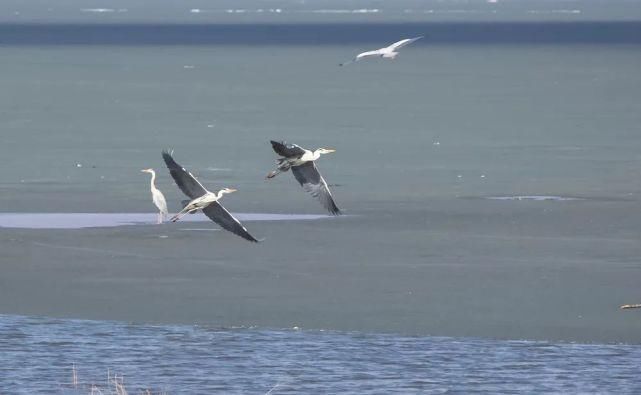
[
  {"xmin": 162, "ymin": 150, "xmax": 259, "ymax": 242},
  {"xmin": 266, "ymin": 140, "xmax": 341, "ymax": 215}
]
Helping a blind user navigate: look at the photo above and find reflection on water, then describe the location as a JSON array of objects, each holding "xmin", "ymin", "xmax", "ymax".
[{"xmin": 0, "ymin": 212, "xmax": 333, "ymax": 229}]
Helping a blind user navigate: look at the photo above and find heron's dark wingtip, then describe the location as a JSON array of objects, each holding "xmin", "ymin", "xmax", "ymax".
[{"xmin": 161, "ymin": 149, "xmax": 174, "ymax": 162}]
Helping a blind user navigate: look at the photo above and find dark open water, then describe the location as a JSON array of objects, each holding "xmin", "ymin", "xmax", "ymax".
[{"xmin": 1, "ymin": 314, "xmax": 641, "ymax": 394}]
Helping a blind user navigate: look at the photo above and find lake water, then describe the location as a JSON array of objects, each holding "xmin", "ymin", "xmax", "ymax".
[
  {"xmin": 1, "ymin": 0, "xmax": 641, "ymax": 391},
  {"xmin": 2, "ymin": 314, "xmax": 641, "ymax": 393}
]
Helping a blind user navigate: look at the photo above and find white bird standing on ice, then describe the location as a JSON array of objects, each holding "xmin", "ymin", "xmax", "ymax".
[
  {"xmin": 340, "ymin": 36, "xmax": 424, "ymax": 66},
  {"xmin": 141, "ymin": 168, "xmax": 168, "ymax": 224}
]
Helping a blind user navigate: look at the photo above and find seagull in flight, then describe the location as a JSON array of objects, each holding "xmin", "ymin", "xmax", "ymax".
[
  {"xmin": 266, "ymin": 140, "xmax": 341, "ymax": 215},
  {"xmin": 340, "ymin": 36, "xmax": 423, "ymax": 66},
  {"xmin": 162, "ymin": 150, "xmax": 260, "ymax": 242}
]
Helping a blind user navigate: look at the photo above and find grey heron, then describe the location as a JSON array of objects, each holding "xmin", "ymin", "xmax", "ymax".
[
  {"xmin": 340, "ymin": 36, "xmax": 423, "ymax": 66},
  {"xmin": 141, "ymin": 168, "xmax": 168, "ymax": 224},
  {"xmin": 266, "ymin": 140, "xmax": 341, "ymax": 215},
  {"xmin": 162, "ymin": 150, "xmax": 259, "ymax": 242}
]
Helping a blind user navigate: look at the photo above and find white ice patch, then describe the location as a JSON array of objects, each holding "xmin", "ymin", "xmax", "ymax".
[
  {"xmin": 527, "ymin": 9, "xmax": 581, "ymax": 14},
  {"xmin": 486, "ymin": 196, "xmax": 583, "ymax": 201},
  {"xmin": 0, "ymin": 212, "xmax": 333, "ymax": 229},
  {"xmin": 80, "ymin": 8, "xmax": 128, "ymax": 13},
  {"xmin": 310, "ymin": 9, "xmax": 379, "ymax": 14}
]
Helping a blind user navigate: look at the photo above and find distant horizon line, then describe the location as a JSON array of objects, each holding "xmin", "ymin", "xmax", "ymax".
[{"xmin": 0, "ymin": 21, "xmax": 639, "ymax": 45}]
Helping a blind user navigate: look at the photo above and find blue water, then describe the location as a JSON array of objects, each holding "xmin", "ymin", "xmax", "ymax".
[{"xmin": 1, "ymin": 314, "xmax": 640, "ymax": 394}]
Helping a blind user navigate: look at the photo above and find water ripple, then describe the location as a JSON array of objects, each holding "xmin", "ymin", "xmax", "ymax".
[{"xmin": 1, "ymin": 314, "xmax": 640, "ymax": 393}]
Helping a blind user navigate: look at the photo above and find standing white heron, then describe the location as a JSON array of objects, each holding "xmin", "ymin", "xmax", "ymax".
[
  {"xmin": 266, "ymin": 140, "xmax": 341, "ymax": 215},
  {"xmin": 339, "ymin": 36, "xmax": 423, "ymax": 66},
  {"xmin": 162, "ymin": 150, "xmax": 259, "ymax": 242},
  {"xmin": 141, "ymin": 168, "xmax": 168, "ymax": 224}
]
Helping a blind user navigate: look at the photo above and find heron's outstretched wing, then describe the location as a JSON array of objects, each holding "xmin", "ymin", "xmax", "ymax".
[
  {"xmin": 202, "ymin": 202, "xmax": 259, "ymax": 242},
  {"xmin": 386, "ymin": 36, "xmax": 423, "ymax": 51},
  {"xmin": 162, "ymin": 150, "xmax": 208, "ymax": 199},
  {"xmin": 270, "ymin": 140, "xmax": 306, "ymax": 158},
  {"xmin": 291, "ymin": 162, "xmax": 341, "ymax": 215}
]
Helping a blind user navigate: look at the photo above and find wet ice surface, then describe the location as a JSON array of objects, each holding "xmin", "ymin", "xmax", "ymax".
[{"xmin": 0, "ymin": 212, "xmax": 332, "ymax": 229}]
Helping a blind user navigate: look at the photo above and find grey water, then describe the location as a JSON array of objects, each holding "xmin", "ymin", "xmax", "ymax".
[
  {"xmin": 2, "ymin": 314, "xmax": 641, "ymax": 394},
  {"xmin": 2, "ymin": 0, "xmax": 641, "ymax": 390}
]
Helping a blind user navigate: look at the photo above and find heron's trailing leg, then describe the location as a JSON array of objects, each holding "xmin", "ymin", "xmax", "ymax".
[
  {"xmin": 171, "ymin": 208, "xmax": 197, "ymax": 222},
  {"xmin": 266, "ymin": 169, "xmax": 281, "ymax": 179},
  {"xmin": 266, "ymin": 160, "xmax": 292, "ymax": 179},
  {"xmin": 157, "ymin": 212, "xmax": 162, "ymax": 224}
]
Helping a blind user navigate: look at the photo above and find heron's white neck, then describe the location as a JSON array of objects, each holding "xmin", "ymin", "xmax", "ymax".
[
  {"xmin": 215, "ymin": 190, "xmax": 230, "ymax": 200},
  {"xmin": 148, "ymin": 170, "xmax": 157, "ymax": 190}
]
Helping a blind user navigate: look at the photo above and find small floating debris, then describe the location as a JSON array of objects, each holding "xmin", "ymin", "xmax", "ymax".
[
  {"xmin": 620, "ymin": 304, "xmax": 641, "ymax": 310},
  {"xmin": 75, "ymin": 163, "xmax": 83, "ymax": 168}
]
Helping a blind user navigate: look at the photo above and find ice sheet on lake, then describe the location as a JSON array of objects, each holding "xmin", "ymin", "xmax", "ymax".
[
  {"xmin": 486, "ymin": 196, "xmax": 583, "ymax": 201},
  {"xmin": 0, "ymin": 212, "xmax": 331, "ymax": 229}
]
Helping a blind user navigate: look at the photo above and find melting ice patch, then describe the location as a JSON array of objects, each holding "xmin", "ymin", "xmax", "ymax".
[
  {"xmin": 527, "ymin": 9, "xmax": 581, "ymax": 14},
  {"xmin": 310, "ymin": 9, "xmax": 380, "ymax": 14},
  {"xmin": 486, "ymin": 196, "xmax": 583, "ymax": 202},
  {"xmin": 189, "ymin": 8, "xmax": 380, "ymax": 15},
  {"xmin": 0, "ymin": 213, "xmax": 332, "ymax": 229},
  {"xmin": 80, "ymin": 8, "xmax": 128, "ymax": 13}
]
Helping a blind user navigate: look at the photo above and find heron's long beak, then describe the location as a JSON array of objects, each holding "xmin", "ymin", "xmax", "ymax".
[
  {"xmin": 140, "ymin": 169, "xmax": 150, "ymax": 173},
  {"xmin": 326, "ymin": 149, "xmax": 336, "ymax": 153},
  {"xmin": 228, "ymin": 188, "xmax": 238, "ymax": 192}
]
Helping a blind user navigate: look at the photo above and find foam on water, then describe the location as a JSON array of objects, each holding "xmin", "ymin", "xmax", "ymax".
[{"xmin": 0, "ymin": 212, "xmax": 332, "ymax": 229}]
